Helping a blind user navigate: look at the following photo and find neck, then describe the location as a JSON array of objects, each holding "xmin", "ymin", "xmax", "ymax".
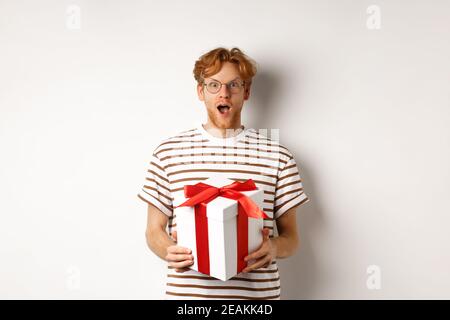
[{"xmin": 203, "ymin": 120, "xmax": 244, "ymax": 138}]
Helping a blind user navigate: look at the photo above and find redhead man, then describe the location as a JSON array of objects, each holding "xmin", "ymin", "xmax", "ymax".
[{"xmin": 138, "ymin": 47, "xmax": 310, "ymax": 299}]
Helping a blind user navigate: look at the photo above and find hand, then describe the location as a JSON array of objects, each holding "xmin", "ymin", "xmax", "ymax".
[
  {"xmin": 165, "ymin": 230, "xmax": 194, "ymax": 273},
  {"xmin": 242, "ymin": 228, "xmax": 277, "ymax": 273}
]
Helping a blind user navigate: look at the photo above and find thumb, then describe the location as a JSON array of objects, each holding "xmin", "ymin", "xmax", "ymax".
[
  {"xmin": 171, "ymin": 230, "xmax": 178, "ymax": 243},
  {"xmin": 262, "ymin": 228, "xmax": 270, "ymax": 240}
]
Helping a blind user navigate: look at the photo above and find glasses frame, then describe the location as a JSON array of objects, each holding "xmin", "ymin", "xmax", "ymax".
[{"xmin": 202, "ymin": 78, "xmax": 246, "ymax": 94}]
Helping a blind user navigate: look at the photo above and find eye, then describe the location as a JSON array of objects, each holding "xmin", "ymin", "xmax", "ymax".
[
  {"xmin": 208, "ymin": 81, "xmax": 220, "ymax": 89},
  {"xmin": 229, "ymin": 81, "xmax": 239, "ymax": 88}
]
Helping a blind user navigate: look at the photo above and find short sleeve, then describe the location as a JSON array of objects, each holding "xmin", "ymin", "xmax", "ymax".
[
  {"xmin": 137, "ymin": 152, "xmax": 173, "ymax": 217},
  {"xmin": 274, "ymin": 155, "xmax": 310, "ymax": 219}
]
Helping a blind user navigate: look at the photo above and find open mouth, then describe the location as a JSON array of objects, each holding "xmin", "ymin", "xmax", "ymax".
[{"xmin": 217, "ymin": 104, "xmax": 231, "ymax": 114}]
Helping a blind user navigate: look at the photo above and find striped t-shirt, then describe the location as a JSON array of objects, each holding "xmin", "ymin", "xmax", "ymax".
[{"xmin": 137, "ymin": 123, "xmax": 310, "ymax": 300}]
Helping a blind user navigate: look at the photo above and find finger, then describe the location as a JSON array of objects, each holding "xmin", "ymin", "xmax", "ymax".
[
  {"xmin": 171, "ymin": 230, "xmax": 178, "ymax": 242},
  {"xmin": 166, "ymin": 253, "xmax": 194, "ymax": 262},
  {"xmin": 170, "ymin": 260, "xmax": 194, "ymax": 269},
  {"xmin": 167, "ymin": 246, "xmax": 191, "ymax": 254},
  {"xmin": 175, "ymin": 267, "xmax": 190, "ymax": 273},
  {"xmin": 244, "ymin": 245, "xmax": 269, "ymax": 262},
  {"xmin": 242, "ymin": 256, "xmax": 271, "ymax": 273}
]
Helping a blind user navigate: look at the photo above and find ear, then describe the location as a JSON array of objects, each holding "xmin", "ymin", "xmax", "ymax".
[
  {"xmin": 243, "ymin": 83, "xmax": 251, "ymax": 100},
  {"xmin": 197, "ymin": 84, "xmax": 205, "ymax": 101}
]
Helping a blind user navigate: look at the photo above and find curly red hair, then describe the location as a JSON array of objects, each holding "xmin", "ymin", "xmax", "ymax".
[{"xmin": 193, "ymin": 47, "xmax": 257, "ymax": 88}]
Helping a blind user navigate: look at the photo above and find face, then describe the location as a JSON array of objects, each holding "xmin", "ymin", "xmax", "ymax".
[{"xmin": 197, "ymin": 62, "xmax": 251, "ymax": 130}]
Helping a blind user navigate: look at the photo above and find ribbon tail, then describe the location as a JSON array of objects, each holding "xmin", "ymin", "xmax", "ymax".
[{"xmin": 236, "ymin": 195, "xmax": 269, "ymax": 219}]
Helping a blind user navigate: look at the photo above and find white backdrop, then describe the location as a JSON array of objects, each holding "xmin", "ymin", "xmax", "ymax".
[{"xmin": 1, "ymin": 0, "xmax": 449, "ymax": 299}]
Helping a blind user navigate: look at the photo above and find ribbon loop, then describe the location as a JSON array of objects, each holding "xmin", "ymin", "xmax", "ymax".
[{"xmin": 177, "ymin": 179, "xmax": 268, "ymax": 219}]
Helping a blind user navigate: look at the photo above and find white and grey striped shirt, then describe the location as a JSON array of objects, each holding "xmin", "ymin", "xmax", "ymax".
[{"xmin": 137, "ymin": 123, "xmax": 310, "ymax": 299}]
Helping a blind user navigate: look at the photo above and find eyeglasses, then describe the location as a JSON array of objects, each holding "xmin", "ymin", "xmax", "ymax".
[{"xmin": 202, "ymin": 79, "xmax": 245, "ymax": 94}]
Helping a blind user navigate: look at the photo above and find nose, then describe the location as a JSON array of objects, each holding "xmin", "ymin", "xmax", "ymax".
[{"xmin": 218, "ymin": 83, "xmax": 230, "ymax": 98}]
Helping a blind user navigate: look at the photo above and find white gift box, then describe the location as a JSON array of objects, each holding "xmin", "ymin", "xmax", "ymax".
[{"xmin": 174, "ymin": 176, "xmax": 265, "ymax": 281}]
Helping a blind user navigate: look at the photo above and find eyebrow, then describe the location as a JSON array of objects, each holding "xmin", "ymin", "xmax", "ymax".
[{"xmin": 209, "ymin": 77, "xmax": 241, "ymax": 83}]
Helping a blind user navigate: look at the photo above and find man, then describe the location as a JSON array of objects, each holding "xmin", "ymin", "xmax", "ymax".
[{"xmin": 137, "ymin": 47, "xmax": 310, "ymax": 299}]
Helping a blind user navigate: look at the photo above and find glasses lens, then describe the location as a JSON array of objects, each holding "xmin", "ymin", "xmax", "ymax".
[
  {"xmin": 206, "ymin": 81, "xmax": 220, "ymax": 93},
  {"xmin": 229, "ymin": 81, "xmax": 243, "ymax": 93}
]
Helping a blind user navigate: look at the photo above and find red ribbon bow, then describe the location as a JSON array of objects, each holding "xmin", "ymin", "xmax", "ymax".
[{"xmin": 175, "ymin": 179, "xmax": 268, "ymax": 276}]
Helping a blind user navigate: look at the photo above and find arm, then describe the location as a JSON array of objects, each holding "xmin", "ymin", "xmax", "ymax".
[
  {"xmin": 145, "ymin": 204, "xmax": 194, "ymax": 272},
  {"xmin": 272, "ymin": 206, "xmax": 300, "ymax": 258},
  {"xmin": 242, "ymin": 206, "xmax": 300, "ymax": 272}
]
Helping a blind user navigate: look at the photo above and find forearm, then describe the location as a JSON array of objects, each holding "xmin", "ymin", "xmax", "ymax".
[
  {"xmin": 146, "ymin": 227, "xmax": 175, "ymax": 261},
  {"xmin": 271, "ymin": 234, "xmax": 299, "ymax": 259}
]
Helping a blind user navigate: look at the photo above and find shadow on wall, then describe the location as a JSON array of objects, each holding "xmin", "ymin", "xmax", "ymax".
[
  {"xmin": 247, "ymin": 70, "xmax": 281, "ymax": 129},
  {"xmin": 251, "ymin": 68, "xmax": 324, "ymax": 299},
  {"xmin": 278, "ymin": 174, "xmax": 323, "ymax": 300}
]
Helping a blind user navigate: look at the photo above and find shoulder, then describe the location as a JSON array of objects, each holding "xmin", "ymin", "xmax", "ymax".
[{"xmin": 152, "ymin": 127, "xmax": 200, "ymax": 156}]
